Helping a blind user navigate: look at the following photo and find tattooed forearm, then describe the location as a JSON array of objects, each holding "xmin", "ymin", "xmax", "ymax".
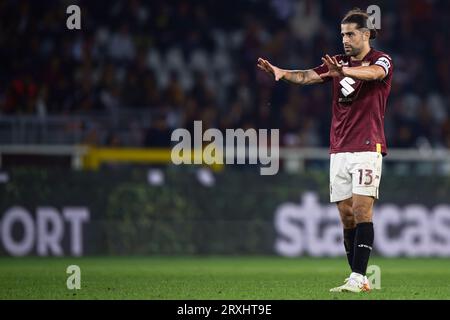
[
  {"xmin": 281, "ymin": 70, "xmax": 322, "ymax": 85},
  {"xmin": 282, "ymin": 71, "xmax": 305, "ymax": 83}
]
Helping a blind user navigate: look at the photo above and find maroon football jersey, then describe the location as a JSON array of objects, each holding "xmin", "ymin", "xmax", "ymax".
[{"xmin": 313, "ymin": 48, "xmax": 393, "ymax": 155}]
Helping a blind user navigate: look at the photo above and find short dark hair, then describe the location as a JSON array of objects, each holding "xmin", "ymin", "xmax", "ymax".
[{"xmin": 341, "ymin": 8, "xmax": 377, "ymax": 40}]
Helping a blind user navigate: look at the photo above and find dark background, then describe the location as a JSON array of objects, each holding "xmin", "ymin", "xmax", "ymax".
[{"xmin": 1, "ymin": 0, "xmax": 449, "ymax": 149}]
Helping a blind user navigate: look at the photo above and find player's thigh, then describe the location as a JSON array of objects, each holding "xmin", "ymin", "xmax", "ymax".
[
  {"xmin": 350, "ymin": 152, "xmax": 382, "ymax": 199},
  {"xmin": 330, "ymin": 153, "xmax": 353, "ymax": 203}
]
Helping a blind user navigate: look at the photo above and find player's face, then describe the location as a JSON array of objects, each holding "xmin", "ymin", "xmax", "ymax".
[{"xmin": 341, "ymin": 23, "xmax": 367, "ymax": 56}]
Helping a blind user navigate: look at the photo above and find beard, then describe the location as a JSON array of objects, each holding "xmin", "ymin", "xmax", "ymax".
[{"xmin": 344, "ymin": 45, "xmax": 360, "ymax": 57}]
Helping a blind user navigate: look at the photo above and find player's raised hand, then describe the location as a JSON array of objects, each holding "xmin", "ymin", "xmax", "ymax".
[
  {"xmin": 257, "ymin": 58, "xmax": 286, "ymax": 81},
  {"xmin": 320, "ymin": 54, "xmax": 345, "ymax": 78}
]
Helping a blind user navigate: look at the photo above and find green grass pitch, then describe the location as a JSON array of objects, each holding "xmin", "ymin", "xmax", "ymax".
[{"xmin": 1, "ymin": 257, "xmax": 449, "ymax": 300}]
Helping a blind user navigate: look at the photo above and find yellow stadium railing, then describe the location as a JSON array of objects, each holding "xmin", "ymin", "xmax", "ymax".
[{"xmin": 81, "ymin": 146, "xmax": 224, "ymax": 171}]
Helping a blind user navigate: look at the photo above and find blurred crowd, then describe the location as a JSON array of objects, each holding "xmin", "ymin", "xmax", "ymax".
[{"xmin": 1, "ymin": 0, "xmax": 449, "ymax": 149}]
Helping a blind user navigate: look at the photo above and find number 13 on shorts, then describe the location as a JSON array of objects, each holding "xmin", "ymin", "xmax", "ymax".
[
  {"xmin": 352, "ymin": 153, "xmax": 382, "ymax": 199},
  {"xmin": 358, "ymin": 169, "xmax": 374, "ymax": 185}
]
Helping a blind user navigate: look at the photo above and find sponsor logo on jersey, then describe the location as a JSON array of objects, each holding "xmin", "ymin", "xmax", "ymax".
[{"xmin": 339, "ymin": 77, "xmax": 356, "ymax": 97}]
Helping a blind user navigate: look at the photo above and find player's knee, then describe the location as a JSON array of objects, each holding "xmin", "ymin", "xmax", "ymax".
[
  {"xmin": 337, "ymin": 204, "xmax": 355, "ymax": 228},
  {"xmin": 353, "ymin": 204, "xmax": 372, "ymax": 223},
  {"xmin": 337, "ymin": 200, "xmax": 351, "ymax": 213}
]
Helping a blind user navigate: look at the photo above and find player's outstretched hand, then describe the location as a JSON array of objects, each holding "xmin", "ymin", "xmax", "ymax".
[
  {"xmin": 257, "ymin": 58, "xmax": 286, "ymax": 81},
  {"xmin": 320, "ymin": 54, "xmax": 345, "ymax": 78}
]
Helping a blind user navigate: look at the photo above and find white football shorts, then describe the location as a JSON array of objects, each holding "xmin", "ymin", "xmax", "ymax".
[{"xmin": 329, "ymin": 151, "xmax": 383, "ymax": 203}]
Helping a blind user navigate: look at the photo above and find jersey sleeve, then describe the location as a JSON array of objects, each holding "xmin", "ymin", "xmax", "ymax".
[
  {"xmin": 312, "ymin": 62, "xmax": 332, "ymax": 82},
  {"xmin": 373, "ymin": 54, "xmax": 393, "ymax": 78},
  {"xmin": 312, "ymin": 55, "xmax": 342, "ymax": 83}
]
